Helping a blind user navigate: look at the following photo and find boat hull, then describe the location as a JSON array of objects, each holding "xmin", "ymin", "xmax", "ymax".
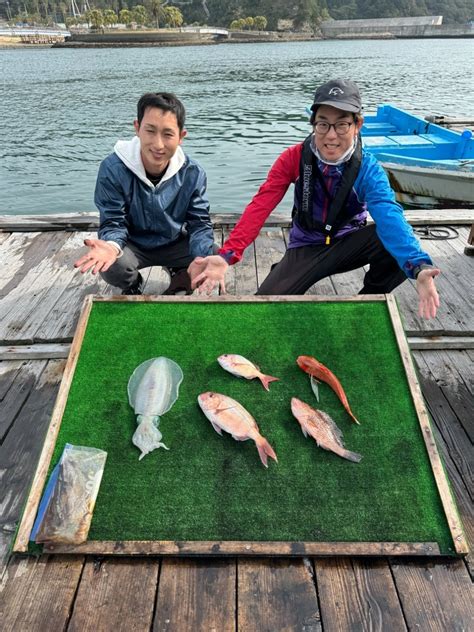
[
  {"xmin": 362, "ymin": 105, "xmax": 474, "ymax": 207},
  {"xmin": 381, "ymin": 162, "xmax": 474, "ymax": 208}
]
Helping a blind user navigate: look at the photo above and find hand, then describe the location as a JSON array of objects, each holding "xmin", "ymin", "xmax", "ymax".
[
  {"xmin": 188, "ymin": 255, "xmax": 229, "ymax": 295},
  {"xmin": 416, "ymin": 268, "xmax": 440, "ymax": 319},
  {"xmin": 74, "ymin": 238, "xmax": 118, "ymax": 275}
]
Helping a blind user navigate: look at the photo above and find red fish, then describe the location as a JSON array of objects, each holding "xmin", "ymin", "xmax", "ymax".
[{"xmin": 296, "ymin": 355, "xmax": 360, "ymax": 424}]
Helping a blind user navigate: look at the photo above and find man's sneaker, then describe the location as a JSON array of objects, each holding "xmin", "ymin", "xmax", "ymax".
[
  {"xmin": 121, "ymin": 273, "xmax": 144, "ymax": 296},
  {"xmin": 162, "ymin": 267, "xmax": 193, "ymax": 295}
]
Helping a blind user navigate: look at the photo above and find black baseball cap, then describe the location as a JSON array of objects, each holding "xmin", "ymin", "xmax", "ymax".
[{"xmin": 311, "ymin": 79, "xmax": 362, "ymax": 114}]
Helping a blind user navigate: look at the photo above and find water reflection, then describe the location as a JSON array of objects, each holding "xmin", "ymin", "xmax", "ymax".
[{"xmin": 0, "ymin": 39, "xmax": 473, "ymax": 214}]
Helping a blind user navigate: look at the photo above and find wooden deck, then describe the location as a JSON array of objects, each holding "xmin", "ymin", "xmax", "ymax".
[{"xmin": 1, "ymin": 212, "xmax": 473, "ymax": 631}]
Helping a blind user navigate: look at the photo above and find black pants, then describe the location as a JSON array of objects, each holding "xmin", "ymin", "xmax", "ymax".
[{"xmin": 256, "ymin": 225, "xmax": 406, "ymax": 295}]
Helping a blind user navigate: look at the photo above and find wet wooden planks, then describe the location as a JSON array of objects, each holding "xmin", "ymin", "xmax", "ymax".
[
  {"xmin": 1, "ymin": 221, "xmax": 473, "ymax": 630},
  {"xmin": 1, "ymin": 225, "xmax": 473, "ymax": 345}
]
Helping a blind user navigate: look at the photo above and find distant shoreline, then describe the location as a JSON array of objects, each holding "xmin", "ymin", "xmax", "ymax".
[{"xmin": 1, "ymin": 26, "xmax": 472, "ymax": 49}]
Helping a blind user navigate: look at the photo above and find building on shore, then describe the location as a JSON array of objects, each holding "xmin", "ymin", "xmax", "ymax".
[{"xmin": 320, "ymin": 16, "xmax": 473, "ymax": 39}]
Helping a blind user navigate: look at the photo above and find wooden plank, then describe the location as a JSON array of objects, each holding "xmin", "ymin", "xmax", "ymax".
[
  {"xmin": 0, "ymin": 213, "xmax": 99, "ymax": 231},
  {"xmin": 419, "ymin": 236, "xmax": 474, "ymax": 329},
  {"xmin": 0, "ymin": 232, "xmax": 73, "ymax": 342},
  {"xmin": 33, "ymin": 231, "xmax": 110, "ymax": 342},
  {"xmin": 13, "ymin": 297, "xmax": 93, "ymax": 552},
  {"xmin": 390, "ymin": 558, "xmax": 474, "ymax": 631},
  {"xmin": 223, "ymin": 228, "xmax": 258, "ymax": 295},
  {"xmin": 253, "ymin": 228, "xmax": 287, "ymax": 289},
  {"xmin": 0, "ymin": 232, "xmax": 64, "ymax": 297},
  {"xmin": 0, "ymin": 344, "xmax": 70, "ymax": 360},
  {"xmin": 238, "ymin": 558, "xmax": 321, "ymax": 632},
  {"xmin": 414, "ymin": 354, "xmax": 474, "ymax": 576},
  {"xmin": 1, "ymin": 210, "xmax": 473, "ymax": 231},
  {"xmin": 0, "ymin": 360, "xmax": 23, "ymax": 400},
  {"xmin": 154, "ymin": 558, "xmax": 236, "ymax": 631},
  {"xmin": 407, "ymin": 335, "xmax": 474, "ymax": 350},
  {"xmin": 0, "ymin": 360, "xmax": 65, "ymax": 574},
  {"xmin": 43, "ymin": 540, "xmax": 440, "ymax": 556},
  {"xmin": 330, "ymin": 267, "xmax": 366, "ymax": 296},
  {"xmin": 386, "ymin": 295, "xmax": 469, "ymax": 554},
  {"xmin": 0, "ymin": 359, "xmax": 47, "ymax": 442},
  {"xmin": 0, "ymin": 232, "xmax": 108, "ymax": 344},
  {"xmin": 418, "ymin": 349, "xmax": 474, "ymax": 442},
  {"xmin": 314, "ymin": 558, "xmax": 407, "ymax": 631},
  {"xmin": 0, "ymin": 555, "xmax": 84, "ymax": 631},
  {"xmin": 68, "ymin": 557, "xmax": 159, "ymax": 632}
]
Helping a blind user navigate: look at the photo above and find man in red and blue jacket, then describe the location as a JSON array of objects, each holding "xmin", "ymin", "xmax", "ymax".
[{"xmin": 189, "ymin": 79, "xmax": 440, "ymax": 319}]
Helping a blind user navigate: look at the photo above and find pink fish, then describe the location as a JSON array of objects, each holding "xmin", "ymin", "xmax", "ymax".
[
  {"xmin": 291, "ymin": 397, "xmax": 362, "ymax": 463},
  {"xmin": 218, "ymin": 354, "xmax": 279, "ymax": 391},
  {"xmin": 198, "ymin": 391, "xmax": 278, "ymax": 467}
]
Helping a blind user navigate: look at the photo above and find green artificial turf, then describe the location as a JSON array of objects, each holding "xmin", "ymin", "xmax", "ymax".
[{"xmin": 35, "ymin": 300, "xmax": 456, "ymax": 552}]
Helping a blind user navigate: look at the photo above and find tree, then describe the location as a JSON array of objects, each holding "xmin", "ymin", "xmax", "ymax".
[
  {"xmin": 119, "ymin": 8, "xmax": 132, "ymax": 25},
  {"xmin": 163, "ymin": 6, "xmax": 183, "ymax": 27},
  {"xmin": 103, "ymin": 8, "xmax": 118, "ymax": 26},
  {"xmin": 85, "ymin": 8, "xmax": 104, "ymax": 28},
  {"xmin": 131, "ymin": 4, "xmax": 148, "ymax": 26},
  {"xmin": 145, "ymin": 0, "xmax": 166, "ymax": 27},
  {"xmin": 253, "ymin": 15, "xmax": 267, "ymax": 30},
  {"xmin": 244, "ymin": 15, "xmax": 254, "ymax": 29}
]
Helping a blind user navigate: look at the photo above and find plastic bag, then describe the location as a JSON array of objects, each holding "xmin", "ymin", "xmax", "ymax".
[{"xmin": 31, "ymin": 444, "xmax": 107, "ymax": 545}]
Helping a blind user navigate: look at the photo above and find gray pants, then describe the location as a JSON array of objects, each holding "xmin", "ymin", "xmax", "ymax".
[{"xmin": 101, "ymin": 236, "xmax": 195, "ymax": 290}]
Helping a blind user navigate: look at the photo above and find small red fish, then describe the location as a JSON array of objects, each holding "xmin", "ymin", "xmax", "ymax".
[{"xmin": 297, "ymin": 355, "xmax": 360, "ymax": 424}]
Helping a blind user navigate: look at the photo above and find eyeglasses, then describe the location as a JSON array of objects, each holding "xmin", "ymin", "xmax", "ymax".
[{"xmin": 314, "ymin": 121, "xmax": 353, "ymax": 135}]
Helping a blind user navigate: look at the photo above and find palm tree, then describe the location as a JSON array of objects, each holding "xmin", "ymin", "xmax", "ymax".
[
  {"xmin": 145, "ymin": 0, "xmax": 165, "ymax": 28},
  {"xmin": 163, "ymin": 5, "xmax": 183, "ymax": 27},
  {"xmin": 103, "ymin": 8, "xmax": 117, "ymax": 27}
]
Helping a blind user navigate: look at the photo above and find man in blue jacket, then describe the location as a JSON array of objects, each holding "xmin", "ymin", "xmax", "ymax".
[
  {"xmin": 74, "ymin": 92, "xmax": 214, "ymax": 295},
  {"xmin": 189, "ymin": 79, "xmax": 440, "ymax": 319}
]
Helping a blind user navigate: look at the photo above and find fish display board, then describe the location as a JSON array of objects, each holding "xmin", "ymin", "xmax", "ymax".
[{"xmin": 14, "ymin": 295, "xmax": 468, "ymax": 557}]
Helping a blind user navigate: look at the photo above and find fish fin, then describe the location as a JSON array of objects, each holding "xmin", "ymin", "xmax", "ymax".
[
  {"xmin": 210, "ymin": 421, "xmax": 223, "ymax": 435},
  {"xmin": 317, "ymin": 410, "xmax": 344, "ymax": 444},
  {"xmin": 341, "ymin": 449, "xmax": 362, "ymax": 463},
  {"xmin": 232, "ymin": 435, "xmax": 248, "ymax": 442},
  {"xmin": 255, "ymin": 435, "xmax": 278, "ymax": 467},
  {"xmin": 301, "ymin": 426, "xmax": 308, "ymax": 438},
  {"xmin": 310, "ymin": 375, "xmax": 320, "ymax": 402},
  {"xmin": 259, "ymin": 374, "xmax": 280, "ymax": 391},
  {"xmin": 127, "ymin": 358, "xmax": 158, "ymax": 408}
]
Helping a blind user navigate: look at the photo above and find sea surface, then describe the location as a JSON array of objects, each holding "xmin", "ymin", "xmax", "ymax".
[{"xmin": 0, "ymin": 38, "xmax": 473, "ymax": 215}]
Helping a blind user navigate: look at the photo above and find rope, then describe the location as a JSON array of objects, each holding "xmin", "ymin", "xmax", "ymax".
[{"xmin": 413, "ymin": 226, "xmax": 459, "ymax": 240}]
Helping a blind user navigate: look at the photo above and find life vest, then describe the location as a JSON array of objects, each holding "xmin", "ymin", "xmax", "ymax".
[{"xmin": 293, "ymin": 134, "xmax": 362, "ymax": 244}]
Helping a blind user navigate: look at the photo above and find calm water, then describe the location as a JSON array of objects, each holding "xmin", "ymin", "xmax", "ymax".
[{"xmin": 1, "ymin": 39, "xmax": 473, "ymax": 215}]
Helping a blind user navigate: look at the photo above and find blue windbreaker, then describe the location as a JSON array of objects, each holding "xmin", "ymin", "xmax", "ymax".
[{"xmin": 95, "ymin": 137, "xmax": 214, "ymax": 257}]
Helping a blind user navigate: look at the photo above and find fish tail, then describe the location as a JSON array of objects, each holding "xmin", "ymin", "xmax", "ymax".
[
  {"xmin": 259, "ymin": 374, "xmax": 280, "ymax": 391},
  {"xmin": 341, "ymin": 448, "xmax": 362, "ymax": 463},
  {"xmin": 255, "ymin": 436, "xmax": 278, "ymax": 468}
]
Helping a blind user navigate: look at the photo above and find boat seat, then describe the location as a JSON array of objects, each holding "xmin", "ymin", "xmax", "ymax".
[
  {"xmin": 361, "ymin": 122, "xmax": 398, "ymax": 136},
  {"xmin": 362, "ymin": 136, "xmax": 401, "ymax": 148},
  {"xmin": 386, "ymin": 135, "xmax": 433, "ymax": 146},
  {"xmin": 419, "ymin": 134, "xmax": 456, "ymax": 146}
]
